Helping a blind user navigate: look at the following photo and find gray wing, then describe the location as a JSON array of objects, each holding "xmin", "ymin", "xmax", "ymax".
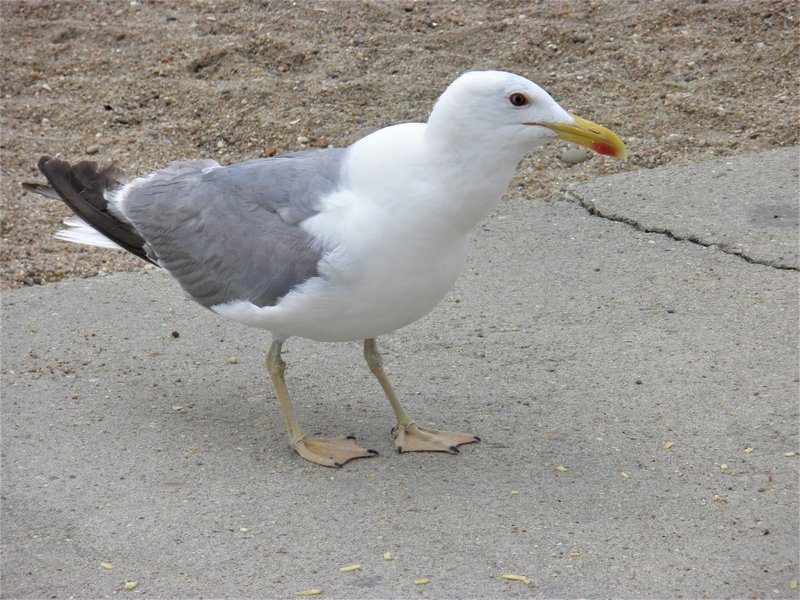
[{"xmin": 122, "ymin": 148, "xmax": 346, "ymax": 308}]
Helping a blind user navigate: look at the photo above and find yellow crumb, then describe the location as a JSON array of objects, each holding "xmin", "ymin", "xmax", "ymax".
[
  {"xmin": 663, "ymin": 441, "xmax": 675, "ymax": 450},
  {"xmin": 501, "ymin": 573, "xmax": 532, "ymax": 585},
  {"xmin": 619, "ymin": 471, "xmax": 629, "ymax": 479},
  {"xmin": 383, "ymin": 552, "xmax": 392, "ymax": 561},
  {"xmin": 123, "ymin": 581, "xmax": 138, "ymax": 590},
  {"xmin": 100, "ymin": 562, "xmax": 114, "ymax": 570},
  {"xmin": 554, "ymin": 465, "xmax": 568, "ymax": 472},
  {"xmin": 295, "ymin": 588, "xmax": 324, "ymax": 596},
  {"xmin": 414, "ymin": 578, "xmax": 430, "ymax": 585},
  {"xmin": 339, "ymin": 564, "xmax": 361, "ymax": 573}
]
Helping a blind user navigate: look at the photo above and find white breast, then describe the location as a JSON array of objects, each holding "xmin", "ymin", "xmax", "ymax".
[
  {"xmin": 212, "ymin": 121, "xmax": 511, "ymax": 342},
  {"xmin": 212, "ymin": 189, "xmax": 471, "ymax": 341}
]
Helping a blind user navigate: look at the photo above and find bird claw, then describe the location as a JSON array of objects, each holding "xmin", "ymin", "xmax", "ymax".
[
  {"xmin": 291, "ymin": 436, "xmax": 378, "ymax": 467},
  {"xmin": 392, "ymin": 423, "xmax": 480, "ymax": 454}
]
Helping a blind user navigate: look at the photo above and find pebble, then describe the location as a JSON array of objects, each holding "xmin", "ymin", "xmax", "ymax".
[
  {"xmin": 560, "ymin": 148, "xmax": 592, "ymax": 165},
  {"xmin": 85, "ymin": 145, "xmax": 100, "ymax": 155}
]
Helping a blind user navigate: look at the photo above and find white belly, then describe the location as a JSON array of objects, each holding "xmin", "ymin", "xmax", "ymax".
[
  {"xmin": 212, "ymin": 233, "xmax": 470, "ymax": 342},
  {"xmin": 211, "ymin": 139, "xmax": 488, "ymax": 341}
]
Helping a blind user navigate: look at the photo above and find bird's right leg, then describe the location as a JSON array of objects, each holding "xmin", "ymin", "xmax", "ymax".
[
  {"xmin": 265, "ymin": 339, "xmax": 378, "ymax": 467},
  {"xmin": 363, "ymin": 338, "xmax": 480, "ymax": 454}
]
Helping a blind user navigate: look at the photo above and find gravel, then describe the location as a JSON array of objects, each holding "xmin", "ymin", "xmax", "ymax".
[{"xmin": 1, "ymin": 0, "xmax": 797, "ymax": 289}]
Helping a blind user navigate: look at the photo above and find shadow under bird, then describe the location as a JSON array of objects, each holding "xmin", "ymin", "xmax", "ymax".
[{"xmin": 23, "ymin": 70, "xmax": 626, "ymax": 467}]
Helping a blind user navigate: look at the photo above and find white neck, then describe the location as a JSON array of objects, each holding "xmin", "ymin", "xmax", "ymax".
[{"xmin": 342, "ymin": 121, "xmax": 528, "ymax": 243}]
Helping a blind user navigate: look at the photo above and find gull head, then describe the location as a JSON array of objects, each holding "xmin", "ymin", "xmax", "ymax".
[{"xmin": 426, "ymin": 70, "xmax": 626, "ymax": 160}]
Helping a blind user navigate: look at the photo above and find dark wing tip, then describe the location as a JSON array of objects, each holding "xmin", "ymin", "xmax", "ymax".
[{"xmin": 27, "ymin": 154, "xmax": 155, "ymax": 265}]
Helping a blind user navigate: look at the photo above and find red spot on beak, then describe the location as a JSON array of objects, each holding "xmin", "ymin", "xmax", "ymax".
[{"xmin": 592, "ymin": 140, "xmax": 619, "ymax": 157}]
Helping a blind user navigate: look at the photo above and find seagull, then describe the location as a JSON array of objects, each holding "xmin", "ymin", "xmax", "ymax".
[{"xmin": 23, "ymin": 70, "xmax": 626, "ymax": 467}]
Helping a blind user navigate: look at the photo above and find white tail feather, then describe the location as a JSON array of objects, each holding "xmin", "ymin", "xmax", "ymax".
[{"xmin": 54, "ymin": 217, "xmax": 125, "ymax": 250}]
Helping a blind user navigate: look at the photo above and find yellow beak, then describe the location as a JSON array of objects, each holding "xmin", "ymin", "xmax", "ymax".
[{"xmin": 531, "ymin": 114, "xmax": 627, "ymax": 159}]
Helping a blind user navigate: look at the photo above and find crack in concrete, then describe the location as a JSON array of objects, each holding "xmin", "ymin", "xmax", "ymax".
[{"xmin": 563, "ymin": 190, "xmax": 799, "ymax": 272}]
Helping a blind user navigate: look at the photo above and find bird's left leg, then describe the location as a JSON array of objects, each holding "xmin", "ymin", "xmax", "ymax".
[
  {"xmin": 266, "ymin": 339, "xmax": 378, "ymax": 467},
  {"xmin": 363, "ymin": 338, "xmax": 479, "ymax": 454}
]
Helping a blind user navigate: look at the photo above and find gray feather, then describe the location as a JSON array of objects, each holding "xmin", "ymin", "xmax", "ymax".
[
  {"xmin": 21, "ymin": 182, "xmax": 61, "ymax": 200},
  {"xmin": 123, "ymin": 148, "xmax": 346, "ymax": 308}
]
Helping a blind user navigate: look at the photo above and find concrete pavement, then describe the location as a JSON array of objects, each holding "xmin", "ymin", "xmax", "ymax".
[{"xmin": 2, "ymin": 148, "xmax": 798, "ymax": 598}]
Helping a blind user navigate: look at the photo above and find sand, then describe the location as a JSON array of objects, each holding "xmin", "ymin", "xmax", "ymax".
[{"xmin": 1, "ymin": 0, "xmax": 797, "ymax": 288}]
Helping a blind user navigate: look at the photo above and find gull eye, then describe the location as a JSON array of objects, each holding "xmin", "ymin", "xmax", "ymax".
[{"xmin": 508, "ymin": 92, "xmax": 529, "ymax": 107}]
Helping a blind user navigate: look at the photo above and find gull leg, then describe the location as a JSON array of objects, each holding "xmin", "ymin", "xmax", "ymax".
[
  {"xmin": 266, "ymin": 339, "xmax": 378, "ymax": 467},
  {"xmin": 363, "ymin": 338, "xmax": 479, "ymax": 454}
]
